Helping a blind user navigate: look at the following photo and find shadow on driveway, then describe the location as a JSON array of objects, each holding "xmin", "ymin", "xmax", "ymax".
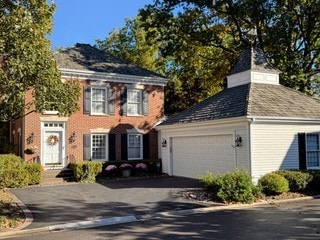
[{"xmin": 10, "ymin": 176, "xmax": 210, "ymax": 229}]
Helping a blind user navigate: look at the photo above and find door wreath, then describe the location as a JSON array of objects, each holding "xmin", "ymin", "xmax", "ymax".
[{"xmin": 47, "ymin": 135, "xmax": 59, "ymax": 146}]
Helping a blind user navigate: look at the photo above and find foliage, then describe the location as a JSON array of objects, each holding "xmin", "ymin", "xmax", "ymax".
[
  {"xmin": 0, "ymin": 154, "xmax": 42, "ymax": 188},
  {"xmin": 304, "ymin": 170, "xmax": 320, "ymax": 193},
  {"xmin": 140, "ymin": 0, "xmax": 320, "ymax": 99},
  {"xmin": 0, "ymin": 0, "xmax": 80, "ymax": 121},
  {"xmin": 199, "ymin": 169, "xmax": 260, "ymax": 204},
  {"xmin": 258, "ymin": 173, "xmax": 289, "ymax": 195},
  {"xmin": 135, "ymin": 162, "xmax": 147, "ymax": 171},
  {"xmin": 275, "ymin": 170, "xmax": 312, "ymax": 193},
  {"xmin": 119, "ymin": 163, "xmax": 133, "ymax": 171},
  {"xmin": 71, "ymin": 161, "xmax": 103, "ymax": 183},
  {"xmin": 24, "ymin": 163, "xmax": 42, "ymax": 185}
]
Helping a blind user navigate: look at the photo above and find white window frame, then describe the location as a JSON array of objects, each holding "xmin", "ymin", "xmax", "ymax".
[
  {"xmin": 128, "ymin": 133, "xmax": 143, "ymax": 160},
  {"xmin": 306, "ymin": 133, "xmax": 320, "ymax": 169},
  {"xmin": 127, "ymin": 89, "xmax": 142, "ymax": 116},
  {"xmin": 91, "ymin": 134, "xmax": 108, "ymax": 161},
  {"xmin": 91, "ymin": 87, "xmax": 107, "ymax": 114}
]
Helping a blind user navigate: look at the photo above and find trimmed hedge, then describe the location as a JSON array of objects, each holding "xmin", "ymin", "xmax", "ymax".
[
  {"xmin": 258, "ymin": 173, "xmax": 289, "ymax": 195},
  {"xmin": 0, "ymin": 154, "xmax": 42, "ymax": 188},
  {"xmin": 199, "ymin": 169, "xmax": 261, "ymax": 204},
  {"xmin": 274, "ymin": 170, "xmax": 312, "ymax": 193},
  {"xmin": 71, "ymin": 161, "xmax": 103, "ymax": 183}
]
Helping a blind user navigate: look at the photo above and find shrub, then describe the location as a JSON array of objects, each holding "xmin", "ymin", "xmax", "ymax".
[
  {"xmin": 305, "ymin": 170, "xmax": 320, "ymax": 194},
  {"xmin": 275, "ymin": 170, "xmax": 312, "ymax": 193},
  {"xmin": 0, "ymin": 154, "xmax": 23, "ymax": 170},
  {"xmin": 258, "ymin": 173, "xmax": 289, "ymax": 195},
  {"xmin": 199, "ymin": 169, "xmax": 260, "ymax": 204},
  {"xmin": 0, "ymin": 167, "xmax": 29, "ymax": 188},
  {"xmin": 72, "ymin": 161, "xmax": 103, "ymax": 183},
  {"xmin": 24, "ymin": 163, "xmax": 42, "ymax": 185}
]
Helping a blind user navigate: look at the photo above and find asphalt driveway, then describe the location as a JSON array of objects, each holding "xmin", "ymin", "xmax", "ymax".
[{"xmin": 10, "ymin": 176, "xmax": 212, "ymax": 229}]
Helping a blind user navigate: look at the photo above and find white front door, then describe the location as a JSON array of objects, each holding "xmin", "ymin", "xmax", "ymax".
[{"xmin": 43, "ymin": 131, "xmax": 63, "ymax": 168}]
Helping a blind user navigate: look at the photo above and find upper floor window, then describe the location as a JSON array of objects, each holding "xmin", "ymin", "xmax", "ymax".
[
  {"xmin": 127, "ymin": 90, "xmax": 142, "ymax": 115},
  {"xmin": 84, "ymin": 86, "xmax": 115, "ymax": 115},
  {"xmin": 120, "ymin": 87, "xmax": 149, "ymax": 116}
]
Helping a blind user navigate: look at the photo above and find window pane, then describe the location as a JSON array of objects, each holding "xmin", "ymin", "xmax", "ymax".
[
  {"xmin": 92, "ymin": 134, "xmax": 106, "ymax": 160},
  {"xmin": 306, "ymin": 134, "xmax": 319, "ymax": 151},
  {"xmin": 128, "ymin": 134, "xmax": 142, "ymax": 159},
  {"xmin": 127, "ymin": 90, "xmax": 141, "ymax": 115},
  {"xmin": 307, "ymin": 151, "xmax": 319, "ymax": 167},
  {"xmin": 92, "ymin": 89, "xmax": 106, "ymax": 113}
]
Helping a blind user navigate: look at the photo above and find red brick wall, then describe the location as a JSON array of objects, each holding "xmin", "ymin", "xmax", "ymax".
[{"xmin": 20, "ymin": 79, "xmax": 164, "ymax": 164}]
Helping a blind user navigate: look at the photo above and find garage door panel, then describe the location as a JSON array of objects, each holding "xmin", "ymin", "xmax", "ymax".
[{"xmin": 172, "ymin": 135, "xmax": 234, "ymax": 178}]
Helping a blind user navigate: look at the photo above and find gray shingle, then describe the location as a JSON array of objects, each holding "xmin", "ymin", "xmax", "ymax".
[
  {"xmin": 160, "ymin": 83, "xmax": 320, "ymax": 126},
  {"xmin": 54, "ymin": 43, "xmax": 165, "ymax": 78},
  {"xmin": 228, "ymin": 48, "xmax": 279, "ymax": 75}
]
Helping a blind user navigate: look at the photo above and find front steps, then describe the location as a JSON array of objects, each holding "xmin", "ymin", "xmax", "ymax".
[{"xmin": 40, "ymin": 169, "xmax": 75, "ymax": 186}]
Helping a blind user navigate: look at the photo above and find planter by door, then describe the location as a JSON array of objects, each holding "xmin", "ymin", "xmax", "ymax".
[{"xmin": 122, "ymin": 170, "xmax": 131, "ymax": 178}]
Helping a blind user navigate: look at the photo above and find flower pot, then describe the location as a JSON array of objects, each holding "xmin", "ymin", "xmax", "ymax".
[{"xmin": 122, "ymin": 170, "xmax": 131, "ymax": 178}]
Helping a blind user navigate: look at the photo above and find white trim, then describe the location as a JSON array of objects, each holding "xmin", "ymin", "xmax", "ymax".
[
  {"xmin": 90, "ymin": 128, "xmax": 110, "ymax": 133},
  {"xmin": 60, "ymin": 68, "xmax": 168, "ymax": 86},
  {"xmin": 126, "ymin": 128, "xmax": 144, "ymax": 134}
]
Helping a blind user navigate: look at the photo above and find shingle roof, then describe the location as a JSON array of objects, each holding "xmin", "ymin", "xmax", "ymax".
[
  {"xmin": 54, "ymin": 43, "xmax": 165, "ymax": 78},
  {"xmin": 160, "ymin": 83, "xmax": 320, "ymax": 126},
  {"xmin": 228, "ymin": 48, "xmax": 279, "ymax": 75}
]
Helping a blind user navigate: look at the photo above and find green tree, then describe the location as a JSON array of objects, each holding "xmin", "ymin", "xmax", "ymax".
[
  {"xmin": 140, "ymin": 0, "xmax": 320, "ymax": 95},
  {"xmin": 0, "ymin": 0, "xmax": 80, "ymax": 121}
]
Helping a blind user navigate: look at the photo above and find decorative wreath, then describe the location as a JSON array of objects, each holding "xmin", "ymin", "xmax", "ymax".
[{"xmin": 47, "ymin": 135, "xmax": 59, "ymax": 146}]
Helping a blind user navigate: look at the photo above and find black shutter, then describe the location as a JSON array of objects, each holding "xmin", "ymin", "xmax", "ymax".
[
  {"xmin": 108, "ymin": 134, "xmax": 116, "ymax": 161},
  {"xmin": 121, "ymin": 134, "xmax": 128, "ymax": 160},
  {"xmin": 120, "ymin": 88, "xmax": 127, "ymax": 116},
  {"xmin": 108, "ymin": 88, "xmax": 115, "ymax": 115},
  {"xmin": 298, "ymin": 133, "xmax": 307, "ymax": 170},
  {"xmin": 83, "ymin": 87, "xmax": 91, "ymax": 114},
  {"xmin": 83, "ymin": 134, "xmax": 91, "ymax": 160},
  {"xmin": 142, "ymin": 91, "xmax": 149, "ymax": 115},
  {"xmin": 143, "ymin": 134, "xmax": 150, "ymax": 159}
]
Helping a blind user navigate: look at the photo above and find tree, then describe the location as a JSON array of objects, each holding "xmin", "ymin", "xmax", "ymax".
[
  {"xmin": 140, "ymin": 0, "xmax": 320, "ymax": 95},
  {"xmin": 0, "ymin": 0, "xmax": 80, "ymax": 121},
  {"xmin": 97, "ymin": 11, "xmax": 232, "ymax": 114}
]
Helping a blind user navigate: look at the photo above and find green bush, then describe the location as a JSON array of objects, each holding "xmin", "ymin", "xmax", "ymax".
[
  {"xmin": 0, "ymin": 167, "xmax": 29, "ymax": 188},
  {"xmin": 0, "ymin": 154, "xmax": 23, "ymax": 170},
  {"xmin": 72, "ymin": 161, "xmax": 103, "ymax": 183},
  {"xmin": 199, "ymin": 169, "xmax": 260, "ymax": 204},
  {"xmin": 275, "ymin": 170, "xmax": 312, "ymax": 193},
  {"xmin": 24, "ymin": 163, "xmax": 42, "ymax": 185},
  {"xmin": 258, "ymin": 173, "xmax": 289, "ymax": 195},
  {"xmin": 305, "ymin": 170, "xmax": 320, "ymax": 194}
]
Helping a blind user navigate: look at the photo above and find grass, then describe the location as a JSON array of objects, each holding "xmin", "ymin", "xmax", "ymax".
[{"xmin": 0, "ymin": 189, "xmax": 24, "ymax": 231}]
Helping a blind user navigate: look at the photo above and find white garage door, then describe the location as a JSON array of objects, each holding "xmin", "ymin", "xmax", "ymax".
[{"xmin": 172, "ymin": 135, "xmax": 235, "ymax": 178}]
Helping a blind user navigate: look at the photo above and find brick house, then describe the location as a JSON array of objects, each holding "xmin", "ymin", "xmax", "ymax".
[{"xmin": 10, "ymin": 43, "xmax": 168, "ymax": 169}]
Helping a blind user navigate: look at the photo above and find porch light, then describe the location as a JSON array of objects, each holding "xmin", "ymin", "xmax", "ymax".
[
  {"xmin": 235, "ymin": 134, "xmax": 242, "ymax": 147},
  {"xmin": 27, "ymin": 133, "xmax": 35, "ymax": 144},
  {"xmin": 162, "ymin": 138, "xmax": 167, "ymax": 147},
  {"xmin": 69, "ymin": 132, "xmax": 77, "ymax": 143}
]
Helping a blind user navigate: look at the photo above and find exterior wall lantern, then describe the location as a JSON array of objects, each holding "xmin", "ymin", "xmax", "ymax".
[
  {"xmin": 69, "ymin": 132, "xmax": 77, "ymax": 143},
  {"xmin": 235, "ymin": 134, "xmax": 242, "ymax": 147},
  {"xmin": 162, "ymin": 138, "xmax": 167, "ymax": 147},
  {"xmin": 27, "ymin": 133, "xmax": 35, "ymax": 144}
]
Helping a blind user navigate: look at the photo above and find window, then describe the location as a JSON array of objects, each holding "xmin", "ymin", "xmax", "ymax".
[
  {"xmin": 127, "ymin": 90, "xmax": 142, "ymax": 115},
  {"xmin": 306, "ymin": 133, "xmax": 320, "ymax": 168},
  {"xmin": 92, "ymin": 134, "xmax": 107, "ymax": 160},
  {"xmin": 128, "ymin": 134, "xmax": 142, "ymax": 160},
  {"xmin": 84, "ymin": 86, "xmax": 115, "ymax": 115},
  {"xmin": 92, "ymin": 88, "xmax": 106, "ymax": 114}
]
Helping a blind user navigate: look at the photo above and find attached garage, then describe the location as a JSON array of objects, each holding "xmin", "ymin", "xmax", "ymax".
[{"xmin": 171, "ymin": 135, "xmax": 235, "ymax": 178}]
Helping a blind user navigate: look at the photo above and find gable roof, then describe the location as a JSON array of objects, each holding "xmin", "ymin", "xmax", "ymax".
[
  {"xmin": 228, "ymin": 48, "xmax": 279, "ymax": 75},
  {"xmin": 160, "ymin": 83, "xmax": 320, "ymax": 126},
  {"xmin": 54, "ymin": 43, "xmax": 165, "ymax": 78}
]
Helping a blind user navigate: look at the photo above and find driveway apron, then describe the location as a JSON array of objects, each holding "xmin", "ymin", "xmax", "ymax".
[{"xmin": 10, "ymin": 177, "xmax": 209, "ymax": 229}]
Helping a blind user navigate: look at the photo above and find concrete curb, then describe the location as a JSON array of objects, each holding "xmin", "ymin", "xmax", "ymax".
[{"xmin": 1, "ymin": 194, "xmax": 319, "ymax": 239}]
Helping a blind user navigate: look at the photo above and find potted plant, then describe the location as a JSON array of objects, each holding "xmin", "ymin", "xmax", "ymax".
[
  {"xmin": 105, "ymin": 164, "xmax": 118, "ymax": 178},
  {"xmin": 135, "ymin": 162, "xmax": 147, "ymax": 176},
  {"xmin": 25, "ymin": 146, "xmax": 38, "ymax": 154},
  {"xmin": 120, "ymin": 163, "xmax": 133, "ymax": 178}
]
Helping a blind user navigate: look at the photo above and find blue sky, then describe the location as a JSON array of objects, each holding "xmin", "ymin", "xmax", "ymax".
[{"xmin": 49, "ymin": 0, "xmax": 154, "ymax": 49}]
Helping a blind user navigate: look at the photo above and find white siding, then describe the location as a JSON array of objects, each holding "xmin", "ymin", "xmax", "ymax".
[{"xmin": 251, "ymin": 122, "xmax": 320, "ymax": 183}]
